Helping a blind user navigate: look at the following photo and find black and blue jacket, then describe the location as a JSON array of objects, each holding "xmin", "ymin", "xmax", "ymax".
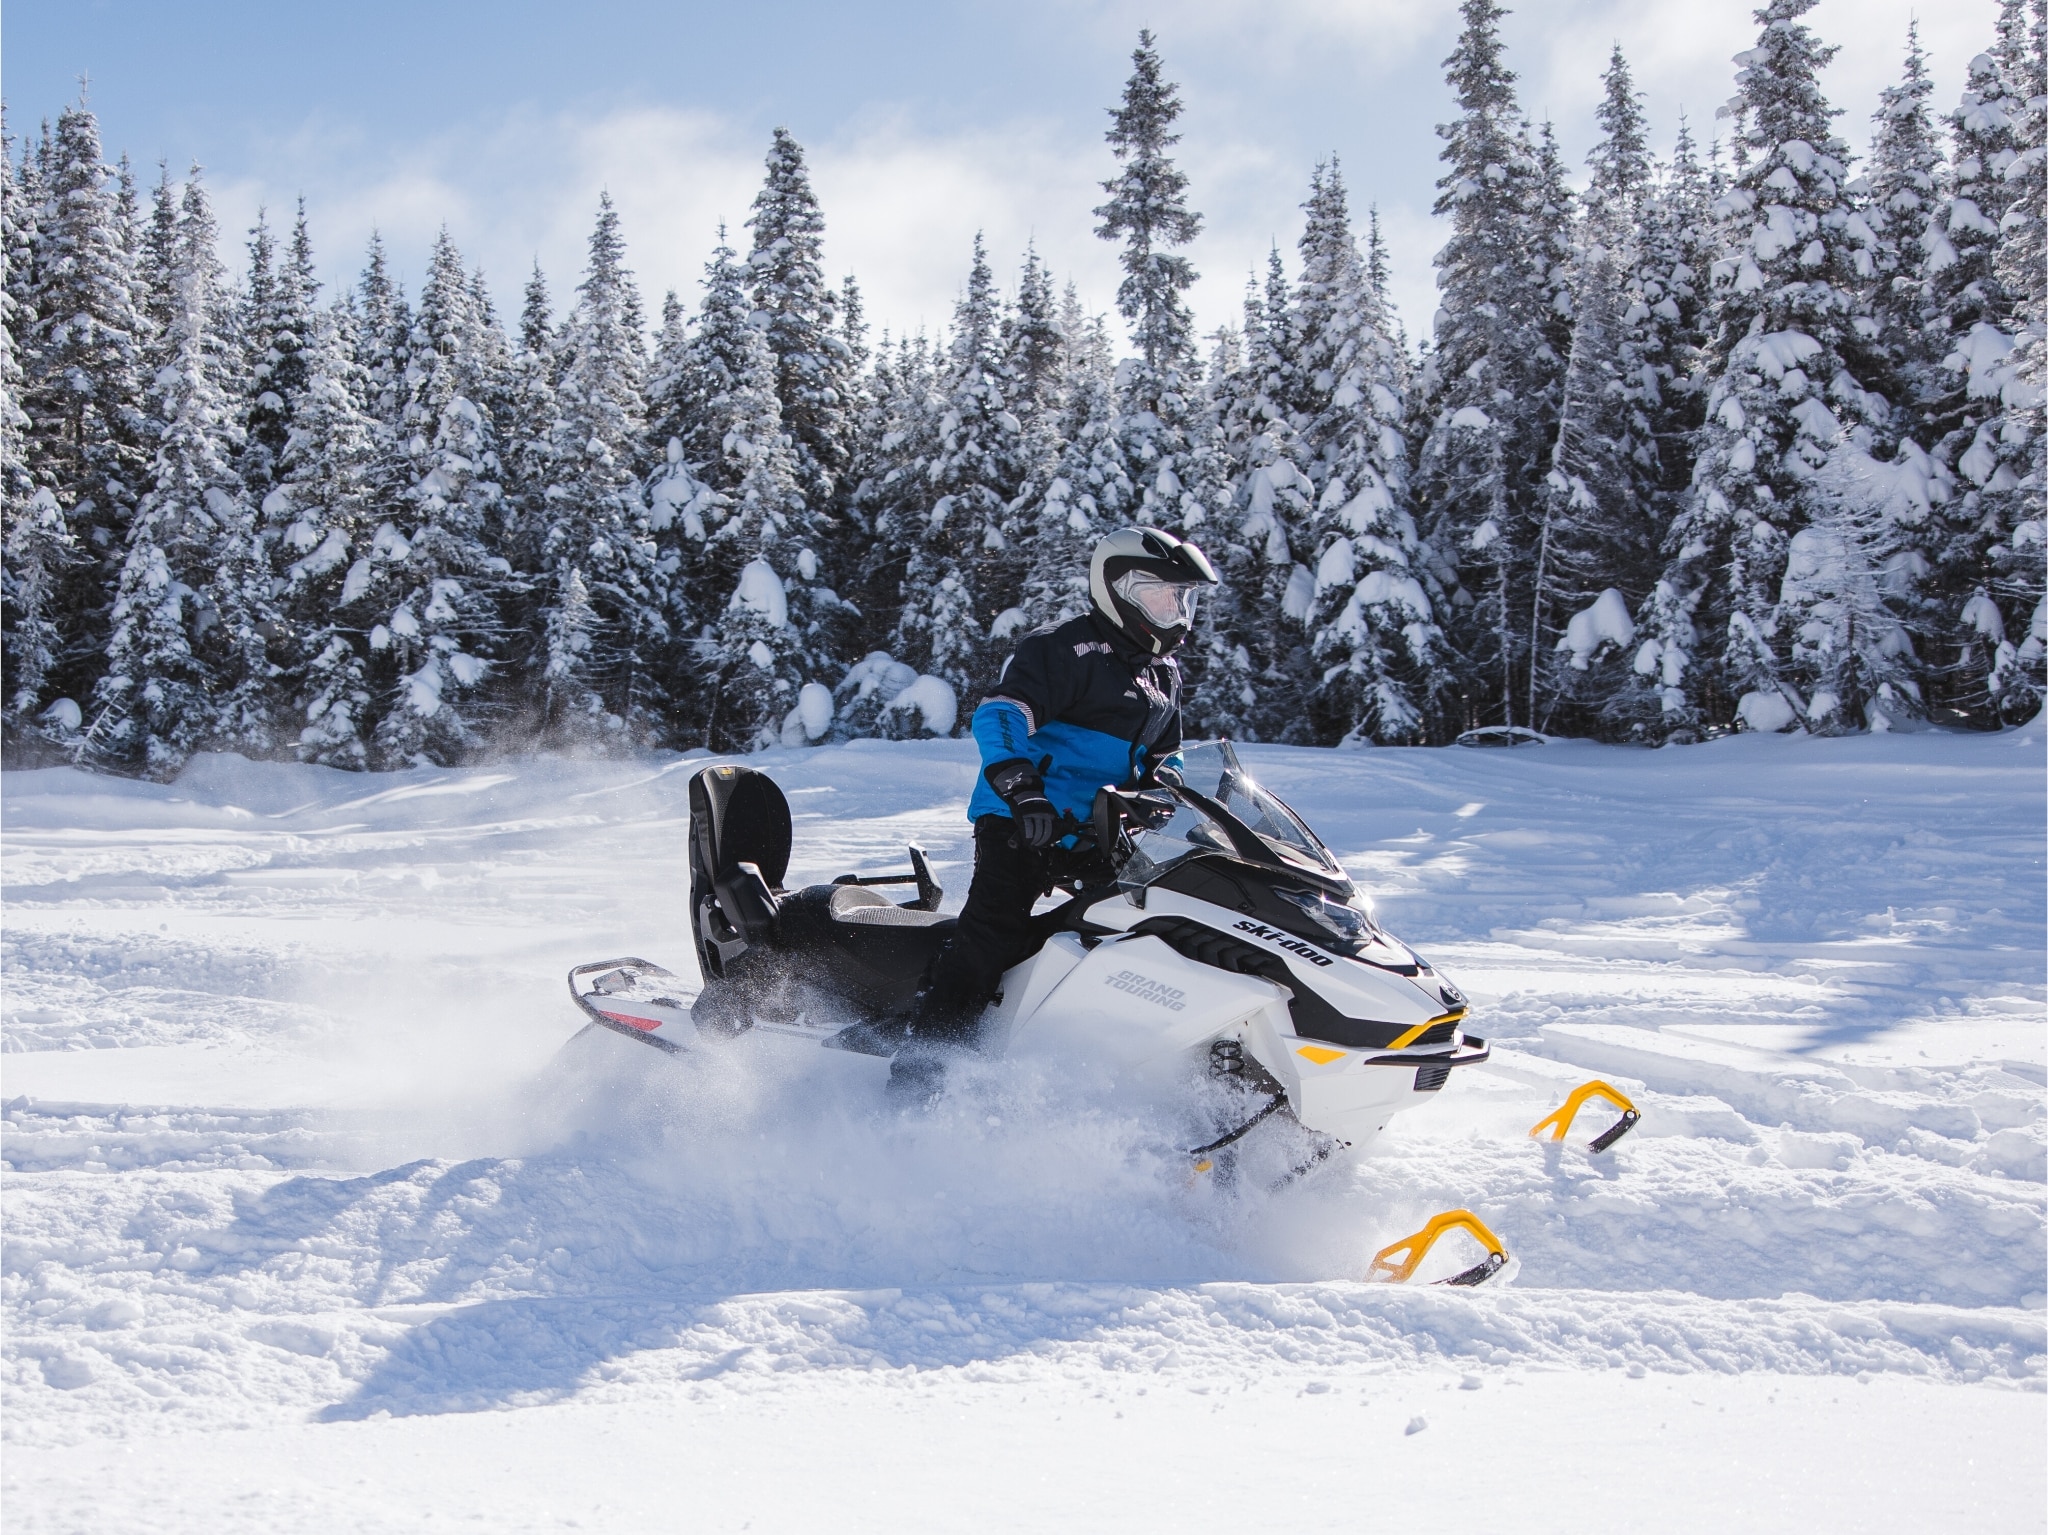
[{"xmin": 966, "ymin": 614, "xmax": 1184, "ymax": 823}]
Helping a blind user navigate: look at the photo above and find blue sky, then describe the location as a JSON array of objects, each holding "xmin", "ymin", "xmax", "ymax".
[{"xmin": 7, "ymin": 0, "xmax": 2006, "ymax": 346}]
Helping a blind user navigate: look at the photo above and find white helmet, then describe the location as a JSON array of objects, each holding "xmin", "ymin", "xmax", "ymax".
[{"xmin": 1089, "ymin": 526, "xmax": 1220, "ymax": 656}]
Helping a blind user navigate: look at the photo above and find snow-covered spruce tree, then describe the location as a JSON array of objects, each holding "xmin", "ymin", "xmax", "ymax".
[
  {"xmin": 1660, "ymin": 0, "xmax": 1913, "ymax": 735},
  {"xmin": 1095, "ymin": 30, "xmax": 1223, "ymax": 536},
  {"xmin": 1604, "ymin": 118, "xmax": 1723, "ymax": 737},
  {"xmin": 1864, "ymin": 24, "xmax": 1948, "ymax": 438},
  {"xmin": 1295, "ymin": 161, "xmax": 1443, "ymax": 746},
  {"xmin": 1018, "ymin": 290, "xmax": 1132, "ymax": 631},
  {"xmin": 1186, "ymin": 304, "xmax": 1261, "ymax": 740},
  {"xmin": 2, "ymin": 112, "xmax": 84, "ymax": 751},
  {"xmin": 1216, "ymin": 241, "xmax": 1315, "ymax": 742},
  {"xmin": 1529, "ymin": 122, "xmax": 1580, "ymax": 384},
  {"xmin": 1531, "ymin": 48, "xmax": 1667, "ymax": 735},
  {"xmin": 91, "ymin": 170, "xmax": 272, "ymax": 776},
  {"xmin": 1977, "ymin": 0, "xmax": 2046, "ymax": 720},
  {"xmin": 239, "ymin": 212, "xmax": 281, "ymax": 490},
  {"xmin": 1640, "ymin": 118, "xmax": 1718, "ymax": 516},
  {"xmin": 355, "ymin": 233, "xmax": 411, "ymax": 432},
  {"xmin": 357, "ymin": 230, "xmax": 505, "ymax": 766},
  {"xmin": 270, "ymin": 300, "xmax": 382, "ymax": 767},
  {"xmin": 638, "ymin": 283, "xmax": 711, "ymax": 734},
  {"xmin": 643, "ymin": 287, "xmax": 691, "ymax": 466},
  {"xmin": 527, "ymin": 196, "xmax": 672, "ymax": 745},
  {"xmin": 747, "ymin": 128, "xmax": 853, "ymax": 518},
  {"xmin": 136, "ymin": 162, "xmax": 179, "ymax": 364},
  {"xmin": 846, "ymin": 330, "xmax": 938, "ymax": 658},
  {"xmin": 1004, "ymin": 247, "xmax": 1065, "ymax": 444},
  {"xmin": 495, "ymin": 264, "xmax": 559, "ymax": 583},
  {"xmin": 684, "ymin": 234, "xmax": 845, "ymax": 751},
  {"xmin": 19, "ymin": 103, "xmax": 154, "ymax": 722},
  {"xmin": 1413, "ymin": 0, "xmax": 1560, "ymax": 735},
  {"xmin": 1184, "ymin": 258, "xmax": 1292, "ymax": 741},
  {"xmin": 239, "ymin": 203, "xmax": 320, "ymax": 510},
  {"xmin": 1002, "ymin": 247, "xmax": 1069, "ymax": 548},
  {"xmin": 884, "ymin": 234, "xmax": 1027, "ymax": 712},
  {"xmin": 1905, "ymin": 25, "xmax": 2023, "ymax": 712}
]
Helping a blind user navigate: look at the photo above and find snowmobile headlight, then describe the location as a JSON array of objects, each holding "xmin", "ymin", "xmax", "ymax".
[{"xmin": 1276, "ymin": 886, "xmax": 1374, "ymax": 950}]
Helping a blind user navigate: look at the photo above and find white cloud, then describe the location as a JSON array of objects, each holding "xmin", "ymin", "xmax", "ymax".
[{"xmin": 204, "ymin": 0, "xmax": 2005, "ymax": 363}]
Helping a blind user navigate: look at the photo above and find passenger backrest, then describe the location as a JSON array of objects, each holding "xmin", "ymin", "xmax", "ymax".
[
  {"xmin": 687, "ymin": 765, "xmax": 794, "ymax": 978},
  {"xmin": 688, "ymin": 765, "xmax": 793, "ymax": 891}
]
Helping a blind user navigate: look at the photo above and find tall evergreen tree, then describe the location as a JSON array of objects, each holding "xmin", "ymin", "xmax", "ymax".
[
  {"xmin": 20, "ymin": 103, "xmax": 152, "ymax": 718},
  {"xmin": 888, "ymin": 234, "xmax": 1026, "ymax": 707},
  {"xmin": 1865, "ymin": 23, "xmax": 1948, "ymax": 436},
  {"xmin": 1908, "ymin": 23, "xmax": 2025, "ymax": 713},
  {"xmin": 273, "ymin": 301, "xmax": 381, "ymax": 767},
  {"xmin": 500, "ymin": 262, "xmax": 560, "ymax": 574},
  {"xmin": 747, "ymin": 128, "xmax": 853, "ymax": 517},
  {"xmin": 355, "ymin": 233, "xmax": 411, "ymax": 431},
  {"xmin": 846, "ymin": 329, "xmax": 941, "ymax": 668},
  {"xmin": 1289, "ymin": 166, "xmax": 1443, "ymax": 745},
  {"xmin": 1662, "ymin": 0, "xmax": 1908, "ymax": 735},
  {"xmin": 1018, "ymin": 291, "xmax": 1131, "ymax": 630},
  {"xmin": 137, "ymin": 162, "xmax": 179, "ymax": 363},
  {"xmin": 1976, "ymin": 0, "xmax": 2046, "ymax": 719},
  {"xmin": 1414, "ymin": 0, "xmax": 1558, "ymax": 733},
  {"xmin": 91, "ymin": 170, "xmax": 270, "ymax": 775},
  {"xmin": 2, "ymin": 116, "xmax": 81, "ymax": 745},
  {"xmin": 1003, "ymin": 245, "xmax": 1068, "ymax": 539},
  {"xmin": 529, "ymin": 197, "xmax": 668, "ymax": 741},
  {"xmin": 1530, "ymin": 47, "xmax": 1665, "ymax": 732},
  {"xmin": 356, "ymin": 230, "xmax": 504, "ymax": 765},
  {"xmin": 685, "ymin": 233, "xmax": 842, "ymax": 749},
  {"xmin": 1095, "ymin": 30, "xmax": 1218, "ymax": 534},
  {"xmin": 239, "ymin": 203, "xmax": 319, "ymax": 506}
]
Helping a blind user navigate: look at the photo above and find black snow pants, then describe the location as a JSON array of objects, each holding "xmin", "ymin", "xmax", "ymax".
[{"xmin": 906, "ymin": 814, "xmax": 1052, "ymax": 1045}]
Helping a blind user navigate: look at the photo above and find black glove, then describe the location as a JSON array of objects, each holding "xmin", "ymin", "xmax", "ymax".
[{"xmin": 985, "ymin": 756, "xmax": 1058, "ymax": 849}]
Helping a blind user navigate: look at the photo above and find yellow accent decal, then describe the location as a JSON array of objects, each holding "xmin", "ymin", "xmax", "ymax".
[
  {"xmin": 1370, "ymin": 1209, "xmax": 1506, "ymax": 1285},
  {"xmin": 1294, "ymin": 1045, "xmax": 1345, "ymax": 1065},
  {"xmin": 1192, "ymin": 1159, "xmax": 1214, "ymax": 1174},
  {"xmin": 1529, "ymin": 1079, "xmax": 1638, "ymax": 1143},
  {"xmin": 1384, "ymin": 1008, "xmax": 1467, "ymax": 1051}
]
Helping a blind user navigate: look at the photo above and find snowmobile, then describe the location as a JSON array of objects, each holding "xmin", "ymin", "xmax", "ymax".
[{"xmin": 566, "ymin": 741, "xmax": 1497, "ymax": 1194}]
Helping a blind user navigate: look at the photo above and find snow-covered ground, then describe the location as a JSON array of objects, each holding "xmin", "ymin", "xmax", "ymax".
[{"xmin": 3, "ymin": 730, "xmax": 2044, "ymax": 1533}]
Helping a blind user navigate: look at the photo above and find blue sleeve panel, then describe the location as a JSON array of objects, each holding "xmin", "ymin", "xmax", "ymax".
[{"xmin": 967, "ymin": 702, "xmax": 1165, "ymax": 822}]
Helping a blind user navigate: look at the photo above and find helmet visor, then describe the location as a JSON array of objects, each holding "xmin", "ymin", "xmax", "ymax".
[{"xmin": 1114, "ymin": 570, "xmax": 1201, "ymax": 630}]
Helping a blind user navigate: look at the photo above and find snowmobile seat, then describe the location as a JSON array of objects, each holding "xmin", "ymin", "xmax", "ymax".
[{"xmin": 773, "ymin": 883, "xmax": 957, "ymax": 1015}]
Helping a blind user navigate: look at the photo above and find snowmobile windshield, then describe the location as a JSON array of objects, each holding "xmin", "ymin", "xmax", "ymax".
[
  {"xmin": 1173, "ymin": 742, "xmax": 1344, "ymax": 877},
  {"xmin": 1120, "ymin": 742, "xmax": 1347, "ymax": 889}
]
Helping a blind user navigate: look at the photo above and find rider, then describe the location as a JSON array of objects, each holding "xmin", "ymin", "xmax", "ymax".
[{"xmin": 889, "ymin": 526, "xmax": 1219, "ymax": 1102}]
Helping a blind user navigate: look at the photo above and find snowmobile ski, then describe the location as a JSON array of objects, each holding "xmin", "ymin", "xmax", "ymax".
[
  {"xmin": 1370, "ymin": 1209, "xmax": 1509, "ymax": 1287},
  {"xmin": 1529, "ymin": 1079, "xmax": 1640, "ymax": 1152}
]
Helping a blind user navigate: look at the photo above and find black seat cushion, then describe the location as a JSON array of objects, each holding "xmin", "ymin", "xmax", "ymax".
[{"xmin": 774, "ymin": 884, "xmax": 956, "ymax": 1015}]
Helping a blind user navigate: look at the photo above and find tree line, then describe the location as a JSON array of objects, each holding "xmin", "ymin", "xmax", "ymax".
[{"xmin": 3, "ymin": 0, "xmax": 2042, "ymax": 778}]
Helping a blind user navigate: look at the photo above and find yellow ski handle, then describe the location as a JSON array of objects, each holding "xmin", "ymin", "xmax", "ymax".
[
  {"xmin": 1370, "ymin": 1208, "xmax": 1507, "ymax": 1287},
  {"xmin": 1529, "ymin": 1079, "xmax": 1640, "ymax": 1152}
]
